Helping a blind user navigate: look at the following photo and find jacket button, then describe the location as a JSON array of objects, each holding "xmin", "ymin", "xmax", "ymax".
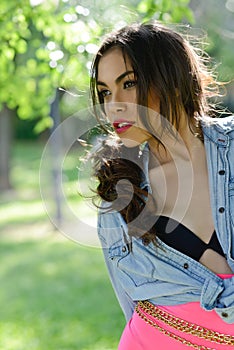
[
  {"xmin": 221, "ymin": 312, "xmax": 228, "ymax": 318},
  {"xmin": 219, "ymin": 170, "xmax": 225, "ymax": 175},
  {"xmin": 122, "ymin": 246, "xmax": 126, "ymax": 252},
  {"xmin": 183, "ymin": 263, "xmax": 189, "ymax": 269},
  {"xmin": 219, "ymin": 207, "xmax": 225, "ymax": 213}
]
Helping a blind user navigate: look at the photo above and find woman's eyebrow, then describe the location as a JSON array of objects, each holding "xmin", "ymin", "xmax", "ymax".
[{"xmin": 97, "ymin": 70, "xmax": 134, "ymax": 87}]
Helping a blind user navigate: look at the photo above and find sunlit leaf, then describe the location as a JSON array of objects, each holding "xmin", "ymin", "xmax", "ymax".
[
  {"xmin": 34, "ymin": 116, "xmax": 53, "ymax": 133},
  {"xmin": 4, "ymin": 47, "xmax": 15, "ymax": 60},
  {"xmin": 17, "ymin": 39, "xmax": 28, "ymax": 54}
]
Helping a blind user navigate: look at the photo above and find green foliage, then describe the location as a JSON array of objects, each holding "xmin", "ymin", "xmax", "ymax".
[
  {"xmin": 137, "ymin": 0, "xmax": 194, "ymax": 23},
  {"xmin": 190, "ymin": 0, "xmax": 234, "ymax": 82},
  {"xmin": 0, "ymin": 0, "xmax": 194, "ymax": 133},
  {"xmin": 0, "ymin": 1, "xmax": 96, "ymax": 129}
]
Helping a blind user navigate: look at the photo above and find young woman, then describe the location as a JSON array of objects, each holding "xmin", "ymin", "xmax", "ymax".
[{"xmin": 89, "ymin": 22, "xmax": 234, "ymax": 349}]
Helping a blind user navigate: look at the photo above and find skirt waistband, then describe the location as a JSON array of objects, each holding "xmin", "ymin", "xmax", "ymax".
[{"xmin": 135, "ymin": 301, "xmax": 234, "ymax": 350}]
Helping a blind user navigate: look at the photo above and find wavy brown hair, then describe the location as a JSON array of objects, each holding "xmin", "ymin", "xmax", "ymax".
[{"xmin": 89, "ymin": 22, "xmax": 223, "ymax": 244}]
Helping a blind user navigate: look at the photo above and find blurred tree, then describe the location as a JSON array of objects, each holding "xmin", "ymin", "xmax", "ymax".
[
  {"xmin": 0, "ymin": 0, "xmax": 193, "ymax": 191},
  {"xmin": 190, "ymin": 0, "xmax": 234, "ymax": 80},
  {"xmin": 136, "ymin": 0, "xmax": 194, "ymax": 22},
  {"xmin": 190, "ymin": 0, "xmax": 234, "ymax": 111},
  {"xmin": 0, "ymin": 0, "xmax": 94, "ymax": 190}
]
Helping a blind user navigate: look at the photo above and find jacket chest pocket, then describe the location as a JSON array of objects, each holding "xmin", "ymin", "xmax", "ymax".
[
  {"xmin": 100, "ymin": 223, "xmax": 131, "ymax": 260},
  {"xmin": 109, "ymin": 239, "xmax": 158, "ymax": 287},
  {"xmin": 108, "ymin": 240, "xmax": 130, "ymax": 260}
]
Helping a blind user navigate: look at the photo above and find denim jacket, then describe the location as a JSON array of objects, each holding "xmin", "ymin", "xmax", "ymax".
[{"xmin": 97, "ymin": 115, "xmax": 234, "ymax": 323}]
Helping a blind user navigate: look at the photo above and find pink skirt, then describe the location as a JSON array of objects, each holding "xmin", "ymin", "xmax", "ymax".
[{"xmin": 118, "ymin": 274, "xmax": 234, "ymax": 350}]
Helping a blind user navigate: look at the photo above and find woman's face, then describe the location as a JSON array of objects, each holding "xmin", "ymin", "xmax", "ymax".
[{"xmin": 97, "ymin": 47, "xmax": 160, "ymax": 147}]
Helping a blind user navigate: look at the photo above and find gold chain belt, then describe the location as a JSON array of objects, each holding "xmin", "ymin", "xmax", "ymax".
[{"xmin": 135, "ymin": 301, "xmax": 234, "ymax": 349}]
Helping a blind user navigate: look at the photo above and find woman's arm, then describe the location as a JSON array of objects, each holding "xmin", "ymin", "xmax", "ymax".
[{"xmin": 98, "ymin": 212, "xmax": 136, "ymax": 322}]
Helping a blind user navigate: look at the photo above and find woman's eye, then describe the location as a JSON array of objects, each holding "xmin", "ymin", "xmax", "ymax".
[
  {"xmin": 99, "ymin": 89, "xmax": 111, "ymax": 98},
  {"xmin": 124, "ymin": 80, "xmax": 137, "ymax": 89}
]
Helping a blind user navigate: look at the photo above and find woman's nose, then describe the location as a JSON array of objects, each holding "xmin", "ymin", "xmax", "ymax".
[{"xmin": 107, "ymin": 101, "xmax": 127, "ymax": 114}]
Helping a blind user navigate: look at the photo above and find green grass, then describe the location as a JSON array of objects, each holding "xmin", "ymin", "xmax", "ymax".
[
  {"xmin": 0, "ymin": 140, "xmax": 95, "ymax": 231},
  {"xmin": 0, "ymin": 239, "xmax": 125, "ymax": 350},
  {"xmin": 0, "ymin": 142, "xmax": 47, "ymax": 230},
  {"xmin": 0, "ymin": 141, "xmax": 125, "ymax": 349}
]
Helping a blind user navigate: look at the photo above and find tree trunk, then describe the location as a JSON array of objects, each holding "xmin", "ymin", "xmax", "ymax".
[
  {"xmin": 0, "ymin": 105, "xmax": 13, "ymax": 191},
  {"xmin": 50, "ymin": 88, "xmax": 63, "ymax": 224}
]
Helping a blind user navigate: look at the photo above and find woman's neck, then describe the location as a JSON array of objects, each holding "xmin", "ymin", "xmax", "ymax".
[{"xmin": 148, "ymin": 118, "xmax": 203, "ymax": 165}]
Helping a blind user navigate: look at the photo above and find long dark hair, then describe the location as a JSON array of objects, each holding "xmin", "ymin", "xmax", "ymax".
[{"xmin": 89, "ymin": 22, "xmax": 222, "ymax": 244}]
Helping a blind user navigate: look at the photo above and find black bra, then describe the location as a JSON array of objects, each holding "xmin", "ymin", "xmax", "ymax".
[{"xmin": 154, "ymin": 216, "xmax": 225, "ymax": 261}]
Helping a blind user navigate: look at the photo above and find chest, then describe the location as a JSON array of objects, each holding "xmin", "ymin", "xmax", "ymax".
[
  {"xmin": 148, "ymin": 154, "xmax": 214, "ymax": 241},
  {"xmin": 148, "ymin": 155, "xmax": 233, "ymax": 274}
]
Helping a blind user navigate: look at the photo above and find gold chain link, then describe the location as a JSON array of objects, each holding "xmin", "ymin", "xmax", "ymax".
[{"xmin": 135, "ymin": 301, "xmax": 234, "ymax": 349}]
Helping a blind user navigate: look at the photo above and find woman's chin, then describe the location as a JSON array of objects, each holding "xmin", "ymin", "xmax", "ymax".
[
  {"xmin": 119, "ymin": 137, "xmax": 142, "ymax": 148},
  {"xmin": 115, "ymin": 126, "xmax": 150, "ymax": 148}
]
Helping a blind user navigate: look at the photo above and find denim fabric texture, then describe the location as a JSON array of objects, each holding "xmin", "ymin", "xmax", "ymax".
[{"xmin": 97, "ymin": 115, "xmax": 234, "ymax": 323}]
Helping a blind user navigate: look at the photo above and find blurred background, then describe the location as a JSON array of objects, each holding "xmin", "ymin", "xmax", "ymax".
[{"xmin": 0, "ymin": 0, "xmax": 233, "ymax": 349}]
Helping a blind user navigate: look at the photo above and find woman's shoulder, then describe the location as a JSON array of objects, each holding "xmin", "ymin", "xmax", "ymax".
[
  {"xmin": 98, "ymin": 202, "xmax": 123, "ymax": 227},
  {"xmin": 97, "ymin": 202, "xmax": 126, "ymax": 243},
  {"xmin": 201, "ymin": 115, "xmax": 234, "ymax": 137}
]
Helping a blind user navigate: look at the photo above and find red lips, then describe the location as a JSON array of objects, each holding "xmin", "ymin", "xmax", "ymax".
[{"xmin": 113, "ymin": 119, "xmax": 135, "ymax": 134}]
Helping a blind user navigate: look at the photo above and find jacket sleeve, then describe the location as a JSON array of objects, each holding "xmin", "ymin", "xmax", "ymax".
[{"xmin": 98, "ymin": 212, "xmax": 136, "ymax": 322}]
